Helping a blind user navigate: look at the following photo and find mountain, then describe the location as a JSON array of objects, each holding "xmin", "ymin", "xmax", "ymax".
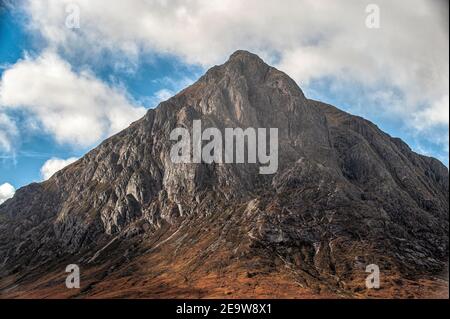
[{"xmin": 0, "ymin": 50, "xmax": 448, "ymax": 298}]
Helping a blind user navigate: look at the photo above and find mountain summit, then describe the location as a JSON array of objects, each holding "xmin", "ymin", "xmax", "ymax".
[{"xmin": 0, "ymin": 51, "xmax": 448, "ymax": 298}]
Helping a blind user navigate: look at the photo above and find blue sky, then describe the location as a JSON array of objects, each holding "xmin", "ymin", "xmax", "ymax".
[{"xmin": 0, "ymin": 0, "xmax": 448, "ymax": 202}]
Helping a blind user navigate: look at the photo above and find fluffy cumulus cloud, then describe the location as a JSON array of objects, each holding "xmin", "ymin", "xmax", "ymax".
[
  {"xmin": 0, "ymin": 51, "xmax": 146, "ymax": 147},
  {"xmin": 0, "ymin": 182, "xmax": 15, "ymax": 204},
  {"xmin": 40, "ymin": 156, "xmax": 78, "ymax": 180},
  {"xmin": 412, "ymin": 95, "xmax": 450, "ymax": 130},
  {"xmin": 0, "ymin": 112, "xmax": 18, "ymax": 153},
  {"xmin": 20, "ymin": 0, "xmax": 448, "ymax": 156}
]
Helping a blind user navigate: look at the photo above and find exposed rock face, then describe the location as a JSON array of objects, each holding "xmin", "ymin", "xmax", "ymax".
[{"xmin": 0, "ymin": 51, "xmax": 448, "ymax": 298}]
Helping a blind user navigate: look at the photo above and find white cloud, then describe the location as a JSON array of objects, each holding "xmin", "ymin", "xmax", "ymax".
[
  {"xmin": 154, "ymin": 89, "xmax": 174, "ymax": 103},
  {"xmin": 0, "ymin": 51, "xmax": 146, "ymax": 147},
  {"xmin": 412, "ymin": 95, "xmax": 450, "ymax": 130},
  {"xmin": 40, "ymin": 157, "xmax": 78, "ymax": 180},
  {"xmin": 0, "ymin": 182, "xmax": 15, "ymax": 204},
  {"xmin": 0, "ymin": 112, "xmax": 18, "ymax": 153}
]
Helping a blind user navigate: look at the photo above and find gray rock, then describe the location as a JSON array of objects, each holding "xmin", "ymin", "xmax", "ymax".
[{"xmin": 0, "ymin": 50, "xmax": 447, "ymax": 295}]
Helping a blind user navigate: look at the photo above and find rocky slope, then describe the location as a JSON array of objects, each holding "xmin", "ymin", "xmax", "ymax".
[{"xmin": 0, "ymin": 50, "xmax": 448, "ymax": 298}]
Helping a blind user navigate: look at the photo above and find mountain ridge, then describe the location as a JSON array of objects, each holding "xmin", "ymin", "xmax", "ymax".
[{"xmin": 0, "ymin": 50, "xmax": 448, "ymax": 298}]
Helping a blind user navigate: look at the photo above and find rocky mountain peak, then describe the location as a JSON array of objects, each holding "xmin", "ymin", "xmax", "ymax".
[
  {"xmin": 172, "ymin": 50, "xmax": 309, "ymax": 139},
  {"xmin": 225, "ymin": 49, "xmax": 270, "ymax": 73},
  {"xmin": 228, "ymin": 49, "xmax": 263, "ymax": 61},
  {"xmin": 0, "ymin": 51, "xmax": 448, "ymax": 298}
]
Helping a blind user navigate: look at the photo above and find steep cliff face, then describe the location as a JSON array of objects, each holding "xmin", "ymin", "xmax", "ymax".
[{"xmin": 0, "ymin": 51, "xmax": 448, "ymax": 298}]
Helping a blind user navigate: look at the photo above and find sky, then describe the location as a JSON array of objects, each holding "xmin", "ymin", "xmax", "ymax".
[{"xmin": 0, "ymin": 0, "xmax": 448, "ymax": 203}]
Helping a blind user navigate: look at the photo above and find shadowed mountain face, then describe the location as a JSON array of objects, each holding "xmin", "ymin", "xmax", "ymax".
[{"xmin": 0, "ymin": 51, "xmax": 448, "ymax": 298}]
